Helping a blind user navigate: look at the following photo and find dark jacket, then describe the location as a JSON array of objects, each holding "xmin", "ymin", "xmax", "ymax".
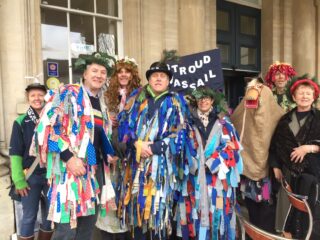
[
  {"xmin": 9, "ymin": 109, "xmax": 44, "ymax": 174},
  {"xmin": 269, "ymin": 108, "xmax": 320, "ymax": 179}
]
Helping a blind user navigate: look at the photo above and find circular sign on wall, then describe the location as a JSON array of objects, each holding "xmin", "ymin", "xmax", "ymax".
[{"xmin": 46, "ymin": 77, "xmax": 60, "ymax": 89}]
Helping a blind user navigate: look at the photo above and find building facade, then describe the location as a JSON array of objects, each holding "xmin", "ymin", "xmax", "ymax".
[{"xmin": 0, "ymin": 0, "xmax": 319, "ymax": 237}]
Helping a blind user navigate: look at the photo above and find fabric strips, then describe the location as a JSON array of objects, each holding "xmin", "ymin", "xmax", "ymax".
[
  {"xmin": 117, "ymin": 87, "xmax": 197, "ymax": 238},
  {"xmin": 31, "ymin": 84, "xmax": 113, "ymax": 228},
  {"xmin": 185, "ymin": 117, "xmax": 243, "ymax": 240}
]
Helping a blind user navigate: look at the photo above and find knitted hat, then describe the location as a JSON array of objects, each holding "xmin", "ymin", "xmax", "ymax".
[
  {"xmin": 74, "ymin": 52, "xmax": 115, "ymax": 76},
  {"xmin": 265, "ymin": 61, "xmax": 296, "ymax": 88}
]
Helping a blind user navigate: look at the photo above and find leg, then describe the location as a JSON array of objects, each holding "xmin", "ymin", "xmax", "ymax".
[
  {"xmin": 39, "ymin": 173, "xmax": 53, "ymax": 234},
  {"xmin": 74, "ymin": 214, "xmax": 98, "ymax": 240},
  {"xmin": 100, "ymin": 230, "xmax": 115, "ymax": 240},
  {"xmin": 52, "ymin": 223, "xmax": 76, "ymax": 240},
  {"xmin": 20, "ymin": 174, "xmax": 43, "ymax": 238}
]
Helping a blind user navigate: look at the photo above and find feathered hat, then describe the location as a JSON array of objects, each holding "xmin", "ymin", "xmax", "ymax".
[{"xmin": 265, "ymin": 61, "xmax": 296, "ymax": 88}]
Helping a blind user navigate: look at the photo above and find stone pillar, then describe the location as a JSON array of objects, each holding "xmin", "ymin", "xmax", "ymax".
[
  {"xmin": 178, "ymin": 0, "xmax": 206, "ymax": 55},
  {"xmin": 0, "ymin": 0, "xmax": 27, "ymax": 145},
  {"xmin": 123, "ymin": 0, "xmax": 142, "ymax": 73},
  {"xmin": 292, "ymin": 0, "xmax": 316, "ymax": 76},
  {"xmin": 164, "ymin": 0, "xmax": 179, "ymax": 50},
  {"xmin": 204, "ymin": 0, "xmax": 217, "ymax": 50}
]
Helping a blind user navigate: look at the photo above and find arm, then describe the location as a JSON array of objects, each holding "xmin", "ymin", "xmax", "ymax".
[{"xmin": 9, "ymin": 121, "xmax": 29, "ymax": 196}]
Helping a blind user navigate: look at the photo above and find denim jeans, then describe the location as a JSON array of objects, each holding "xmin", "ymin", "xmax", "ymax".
[{"xmin": 20, "ymin": 173, "xmax": 51, "ymax": 237}]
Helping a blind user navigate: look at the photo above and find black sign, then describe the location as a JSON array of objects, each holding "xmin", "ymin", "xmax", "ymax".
[{"xmin": 168, "ymin": 49, "xmax": 224, "ymax": 93}]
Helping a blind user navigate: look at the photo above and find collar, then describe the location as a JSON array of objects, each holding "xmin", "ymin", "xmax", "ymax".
[
  {"xmin": 83, "ymin": 85, "xmax": 103, "ymax": 98},
  {"xmin": 286, "ymin": 107, "xmax": 317, "ymax": 121},
  {"xmin": 146, "ymin": 85, "xmax": 169, "ymax": 101}
]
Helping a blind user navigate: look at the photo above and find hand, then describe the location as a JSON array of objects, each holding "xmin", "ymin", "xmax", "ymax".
[
  {"xmin": 273, "ymin": 168, "xmax": 283, "ymax": 182},
  {"xmin": 110, "ymin": 115, "xmax": 118, "ymax": 127},
  {"xmin": 135, "ymin": 141, "xmax": 153, "ymax": 158},
  {"xmin": 66, "ymin": 156, "xmax": 86, "ymax": 176},
  {"xmin": 16, "ymin": 186, "xmax": 30, "ymax": 197},
  {"xmin": 107, "ymin": 155, "xmax": 119, "ymax": 165},
  {"xmin": 290, "ymin": 145, "xmax": 309, "ymax": 163}
]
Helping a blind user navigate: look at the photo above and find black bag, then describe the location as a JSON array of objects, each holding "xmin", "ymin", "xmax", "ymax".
[{"xmin": 8, "ymin": 184, "xmax": 21, "ymax": 202}]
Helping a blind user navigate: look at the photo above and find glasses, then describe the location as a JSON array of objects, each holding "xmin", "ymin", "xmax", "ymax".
[{"xmin": 197, "ymin": 97, "xmax": 212, "ymax": 102}]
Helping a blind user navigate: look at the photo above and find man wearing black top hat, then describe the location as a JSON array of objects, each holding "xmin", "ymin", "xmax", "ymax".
[{"xmin": 117, "ymin": 61, "xmax": 196, "ymax": 239}]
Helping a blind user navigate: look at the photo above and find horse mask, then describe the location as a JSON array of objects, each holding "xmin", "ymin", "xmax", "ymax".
[{"xmin": 230, "ymin": 79, "xmax": 285, "ymax": 180}]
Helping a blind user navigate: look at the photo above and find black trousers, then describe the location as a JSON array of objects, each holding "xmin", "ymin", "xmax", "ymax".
[
  {"xmin": 100, "ymin": 230, "xmax": 131, "ymax": 240},
  {"xmin": 245, "ymin": 197, "xmax": 276, "ymax": 233}
]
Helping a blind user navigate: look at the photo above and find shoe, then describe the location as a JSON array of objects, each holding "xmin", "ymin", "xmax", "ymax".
[{"xmin": 37, "ymin": 229, "xmax": 54, "ymax": 240}]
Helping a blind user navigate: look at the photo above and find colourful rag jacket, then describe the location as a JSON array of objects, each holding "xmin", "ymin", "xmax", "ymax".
[
  {"xmin": 30, "ymin": 84, "xmax": 113, "ymax": 228},
  {"xmin": 117, "ymin": 86, "xmax": 197, "ymax": 238},
  {"xmin": 188, "ymin": 107, "xmax": 243, "ymax": 240}
]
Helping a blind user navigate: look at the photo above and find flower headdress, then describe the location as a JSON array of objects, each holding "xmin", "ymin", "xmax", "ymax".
[
  {"xmin": 265, "ymin": 61, "xmax": 296, "ymax": 88},
  {"xmin": 115, "ymin": 56, "xmax": 138, "ymax": 68}
]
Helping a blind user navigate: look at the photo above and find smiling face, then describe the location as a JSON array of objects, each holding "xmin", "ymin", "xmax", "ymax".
[
  {"xmin": 274, "ymin": 71, "xmax": 288, "ymax": 90},
  {"xmin": 83, "ymin": 63, "xmax": 107, "ymax": 95},
  {"xmin": 27, "ymin": 89, "xmax": 45, "ymax": 113},
  {"xmin": 197, "ymin": 97, "xmax": 214, "ymax": 113},
  {"xmin": 148, "ymin": 71, "xmax": 170, "ymax": 95},
  {"xmin": 292, "ymin": 84, "xmax": 315, "ymax": 111},
  {"xmin": 117, "ymin": 68, "xmax": 132, "ymax": 88}
]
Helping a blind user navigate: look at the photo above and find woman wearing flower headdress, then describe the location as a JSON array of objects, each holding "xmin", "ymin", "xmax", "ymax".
[
  {"xmin": 187, "ymin": 86, "xmax": 243, "ymax": 239},
  {"xmin": 265, "ymin": 61, "xmax": 297, "ymax": 112},
  {"xmin": 96, "ymin": 57, "xmax": 141, "ymax": 240},
  {"xmin": 269, "ymin": 76, "xmax": 320, "ymax": 239}
]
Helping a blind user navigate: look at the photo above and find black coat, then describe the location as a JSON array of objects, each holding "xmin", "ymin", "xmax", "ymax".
[{"xmin": 269, "ymin": 108, "xmax": 320, "ymax": 179}]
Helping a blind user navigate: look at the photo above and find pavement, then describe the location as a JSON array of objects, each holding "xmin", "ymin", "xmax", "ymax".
[{"xmin": 0, "ymin": 160, "xmax": 15, "ymax": 240}]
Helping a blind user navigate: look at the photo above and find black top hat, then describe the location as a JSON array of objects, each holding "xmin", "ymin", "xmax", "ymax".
[
  {"xmin": 145, "ymin": 62, "xmax": 173, "ymax": 80},
  {"xmin": 25, "ymin": 83, "xmax": 47, "ymax": 93}
]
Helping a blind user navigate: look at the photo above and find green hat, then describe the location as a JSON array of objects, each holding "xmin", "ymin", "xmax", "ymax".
[
  {"xmin": 190, "ymin": 86, "xmax": 228, "ymax": 113},
  {"xmin": 74, "ymin": 52, "xmax": 116, "ymax": 76}
]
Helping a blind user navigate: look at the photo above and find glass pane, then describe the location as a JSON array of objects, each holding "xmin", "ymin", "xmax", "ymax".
[
  {"xmin": 240, "ymin": 47, "xmax": 256, "ymax": 65},
  {"xmin": 97, "ymin": 0, "xmax": 118, "ymax": 16},
  {"xmin": 96, "ymin": 17, "xmax": 117, "ymax": 56},
  {"xmin": 240, "ymin": 15, "xmax": 256, "ymax": 36},
  {"xmin": 217, "ymin": 10, "xmax": 229, "ymax": 31},
  {"xmin": 217, "ymin": 44, "xmax": 229, "ymax": 64},
  {"xmin": 41, "ymin": 8, "xmax": 70, "ymax": 86},
  {"xmin": 41, "ymin": 0, "xmax": 67, "ymax": 7},
  {"xmin": 71, "ymin": 0, "xmax": 93, "ymax": 12},
  {"xmin": 70, "ymin": 14, "xmax": 94, "ymax": 82}
]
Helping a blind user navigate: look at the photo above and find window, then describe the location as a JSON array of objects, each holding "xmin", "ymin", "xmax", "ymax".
[
  {"xmin": 41, "ymin": 0, "xmax": 123, "ymax": 86},
  {"xmin": 217, "ymin": 0, "xmax": 260, "ymax": 71}
]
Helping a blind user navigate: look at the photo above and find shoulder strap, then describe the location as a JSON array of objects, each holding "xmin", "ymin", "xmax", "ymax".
[{"xmin": 25, "ymin": 156, "xmax": 40, "ymax": 180}]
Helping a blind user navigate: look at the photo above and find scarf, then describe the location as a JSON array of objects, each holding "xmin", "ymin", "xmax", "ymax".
[
  {"xmin": 197, "ymin": 106, "xmax": 213, "ymax": 128},
  {"xmin": 27, "ymin": 107, "xmax": 39, "ymax": 124}
]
